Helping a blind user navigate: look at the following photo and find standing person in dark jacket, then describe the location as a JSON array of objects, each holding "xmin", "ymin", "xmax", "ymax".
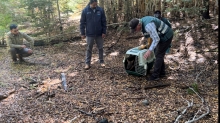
[{"xmin": 80, "ymin": 0, "xmax": 107, "ymax": 70}]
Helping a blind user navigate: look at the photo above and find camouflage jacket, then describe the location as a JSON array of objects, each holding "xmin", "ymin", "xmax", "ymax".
[{"xmin": 6, "ymin": 31, "xmax": 34, "ymax": 50}]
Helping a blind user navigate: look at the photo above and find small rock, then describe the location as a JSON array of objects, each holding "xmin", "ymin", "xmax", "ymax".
[
  {"xmin": 142, "ymin": 100, "xmax": 149, "ymax": 105},
  {"xmin": 99, "ymin": 118, "xmax": 108, "ymax": 123},
  {"xmin": 0, "ymin": 94, "xmax": 8, "ymax": 100}
]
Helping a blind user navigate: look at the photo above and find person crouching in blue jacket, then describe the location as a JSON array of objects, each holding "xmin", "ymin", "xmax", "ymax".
[{"xmin": 80, "ymin": 0, "xmax": 107, "ymax": 70}]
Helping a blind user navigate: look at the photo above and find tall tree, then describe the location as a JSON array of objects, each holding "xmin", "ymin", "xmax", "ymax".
[{"xmin": 201, "ymin": 0, "xmax": 210, "ymax": 19}]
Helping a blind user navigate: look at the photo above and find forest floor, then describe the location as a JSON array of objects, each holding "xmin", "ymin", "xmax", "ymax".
[{"xmin": 0, "ymin": 16, "xmax": 218, "ymax": 123}]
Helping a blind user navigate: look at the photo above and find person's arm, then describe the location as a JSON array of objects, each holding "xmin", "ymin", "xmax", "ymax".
[
  {"xmin": 6, "ymin": 34, "xmax": 23, "ymax": 48},
  {"xmin": 101, "ymin": 8, "xmax": 107, "ymax": 35},
  {"xmin": 145, "ymin": 22, "xmax": 160, "ymax": 52},
  {"xmin": 80, "ymin": 9, "xmax": 86, "ymax": 36},
  {"xmin": 22, "ymin": 33, "xmax": 34, "ymax": 48}
]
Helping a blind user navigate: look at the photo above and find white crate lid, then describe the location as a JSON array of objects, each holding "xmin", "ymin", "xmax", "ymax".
[{"xmin": 125, "ymin": 47, "xmax": 155, "ymax": 66}]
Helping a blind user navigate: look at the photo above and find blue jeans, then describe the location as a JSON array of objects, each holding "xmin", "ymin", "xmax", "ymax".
[{"xmin": 85, "ymin": 36, "xmax": 104, "ymax": 65}]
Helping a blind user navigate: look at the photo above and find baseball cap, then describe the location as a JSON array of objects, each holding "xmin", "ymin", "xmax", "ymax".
[
  {"xmin": 129, "ymin": 18, "xmax": 139, "ymax": 33},
  {"xmin": 154, "ymin": 10, "xmax": 161, "ymax": 18},
  {"xmin": 90, "ymin": 0, "xmax": 97, "ymax": 4}
]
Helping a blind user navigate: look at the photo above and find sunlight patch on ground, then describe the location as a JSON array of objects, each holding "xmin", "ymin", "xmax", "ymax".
[
  {"xmin": 68, "ymin": 71, "xmax": 79, "ymax": 77},
  {"xmin": 91, "ymin": 56, "xmax": 99, "ymax": 64},
  {"xmin": 37, "ymin": 78, "xmax": 60, "ymax": 93},
  {"xmin": 79, "ymin": 42, "xmax": 87, "ymax": 46},
  {"xmin": 172, "ymin": 22, "xmax": 180, "ymax": 29},
  {"xmin": 55, "ymin": 53, "xmax": 67, "ymax": 58},
  {"xmin": 109, "ymin": 51, "xmax": 119, "ymax": 56},
  {"xmin": 54, "ymin": 66, "xmax": 72, "ymax": 73},
  {"xmin": 69, "ymin": 42, "xmax": 86, "ymax": 46}
]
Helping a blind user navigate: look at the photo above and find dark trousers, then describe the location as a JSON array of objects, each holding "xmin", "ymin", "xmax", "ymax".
[
  {"xmin": 152, "ymin": 36, "xmax": 173, "ymax": 77},
  {"xmin": 85, "ymin": 36, "xmax": 104, "ymax": 65},
  {"xmin": 9, "ymin": 48, "xmax": 32, "ymax": 61}
]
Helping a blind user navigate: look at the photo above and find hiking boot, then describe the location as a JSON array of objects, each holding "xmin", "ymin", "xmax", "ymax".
[
  {"xmin": 160, "ymin": 73, "xmax": 166, "ymax": 78},
  {"xmin": 84, "ymin": 64, "xmax": 90, "ymax": 70},
  {"xmin": 19, "ymin": 58, "xmax": 26, "ymax": 63},
  {"xmin": 13, "ymin": 60, "xmax": 20, "ymax": 64},
  {"xmin": 146, "ymin": 75, "xmax": 159, "ymax": 81},
  {"xmin": 18, "ymin": 55, "xmax": 26, "ymax": 63}
]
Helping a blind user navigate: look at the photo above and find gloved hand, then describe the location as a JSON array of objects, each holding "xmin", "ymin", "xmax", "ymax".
[
  {"xmin": 147, "ymin": 38, "xmax": 153, "ymax": 49},
  {"xmin": 138, "ymin": 44, "xmax": 147, "ymax": 50}
]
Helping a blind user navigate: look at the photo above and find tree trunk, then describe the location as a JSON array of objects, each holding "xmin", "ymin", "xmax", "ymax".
[
  {"xmin": 201, "ymin": 0, "xmax": 210, "ymax": 19},
  {"xmin": 118, "ymin": 0, "xmax": 123, "ymax": 10},
  {"xmin": 214, "ymin": 0, "xmax": 218, "ymax": 15},
  {"xmin": 99, "ymin": 0, "xmax": 104, "ymax": 9},
  {"xmin": 56, "ymin": 0, "xmax": 63, "ymax": 32},
  {"xmin": 111, "ymin": 0, "xmax": 118, "ymax": 23},
  {"xmin": 161, "ymin": 0, "xmax": 165, "ymax": 17}
]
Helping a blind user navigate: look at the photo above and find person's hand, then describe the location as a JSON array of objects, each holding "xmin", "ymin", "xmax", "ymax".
[
  {"xmin": 144, "ymin": 50, "xmax": 152, "ymax": 59},
  {"xmin": 81, "ymin": 35, "xmax": 86, "ymax": 39},
  {"xmin": 21, "ymin": 45, "xmax": 26, "ymax": 49},
  {"xmin": 28, "ymin": 49, "xmax": 33, "ymax": 54},
  {"xmin": 102, "ymin": 34, "xmax": 106, "ymax": 39}
]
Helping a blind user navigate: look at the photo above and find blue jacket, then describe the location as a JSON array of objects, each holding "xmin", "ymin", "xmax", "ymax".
[{"xmin": 80, "ymin": 5, "xmax": 107, "ymax": 37}]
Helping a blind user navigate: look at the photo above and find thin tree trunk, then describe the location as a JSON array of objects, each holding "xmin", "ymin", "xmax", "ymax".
[
  {"xmin": 99, "ymin": 0, "xmax": 104, "ymax": 9},
  {"xmin": 201, "ymin": 0, "xmax": 210, "ymax": 19},
  {"xmin": 214, "ymin": 0, "xmax": 218, "ymax": 15},
  {"xmin": 56, "ymin": 0, "xmax": 63, "ymax": 32}
]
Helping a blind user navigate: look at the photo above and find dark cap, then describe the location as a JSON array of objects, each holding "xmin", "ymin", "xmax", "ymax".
[
  {"xmin": 9, "ymin": 24, "xmax": 17, "ymax": 30},
  {"xmin": 90, "ymin": 0, "xmax": 97, "ymax": 4},
  {"xmin": 154, "ymin": 10, "xmax": 161, "ymax": 14},
  {"xmin": 154, "ymin": 10, "xmax": 161, "ymax": 19},
  {"xmin": 129, "ymin": 18, "xmax": 139, "ymax": 33}
]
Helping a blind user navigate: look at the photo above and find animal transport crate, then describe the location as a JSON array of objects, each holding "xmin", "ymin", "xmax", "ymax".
[{"xmin": 123, "ymin": 47, "xmax": 155, "ymax": 76}]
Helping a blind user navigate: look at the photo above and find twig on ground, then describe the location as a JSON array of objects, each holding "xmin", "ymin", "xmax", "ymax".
[
  {"xmin": 126, "ymin": 97, "xmax": 146, "ymax": 100},
  {"xmin": 185, "ymin": 87, "xmax": 210, "ymax": 123},
  {"xmin": 77, "ymin": 109, "xmax": 94, "ymax": 117},
  {"xmin": 144, "ymin": 83, "xmax": 171, "ymax": 90},
  {"xmin": 174, "ymin": 96, "xmax": 193, "ymax": 123},
  {"xmin": 69, "ymin": 116, "xmax": 78, "ymax": 123}
]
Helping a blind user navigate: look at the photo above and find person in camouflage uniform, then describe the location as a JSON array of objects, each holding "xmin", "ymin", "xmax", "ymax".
[{"xmin": 6, "ymin": 24, "xmax": 34, "ymax": 63}]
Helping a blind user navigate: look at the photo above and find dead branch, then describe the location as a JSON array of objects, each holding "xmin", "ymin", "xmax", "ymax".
[
  {"xmin": 77, "ymin": 109, "xmax": 94, "ymax": 117},
  {"xmin": 185, "ymin": 87, "xmax": 210, "ymax": 123},
  {"xmin": 195, "ymin": 62, "xmax": 209, "ymax": 82},
  {"xmin": 0, "ymin": 89, "xmax": 16, "ymax": 101},
  {"xmin": 107, "ymin": 22, "xmax": 127, "ymax": 26},
  {"xmin": 125, "ymin": 35, "xmax": 143, "ymax": 40},
  {"xmin": 0, "ymin": 45, "xmax": 7, "ymax": 47},
  {"xmin": 126, "ymin": 97, "xmax": 146, "ymax": 100},
  {"xmin": 35, "ymin": 92, "xmax": 46, "ymax": 98},
  {"xmin": 174, "ymin": 87, "xmax": 210, "ymax": 123},
  {"xmin": 144, "ymin": 83, "xmax": 171, "ymax": 90},
  {"xmin": 174, "ymin": 96, "xmax": 194, "ymax": 123}
]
